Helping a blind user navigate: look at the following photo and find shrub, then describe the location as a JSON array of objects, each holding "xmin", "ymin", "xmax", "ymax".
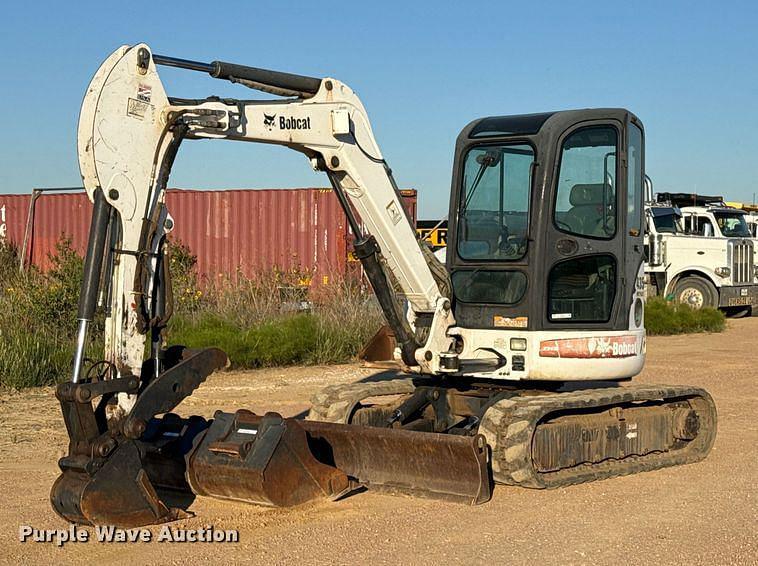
[
  {"xmin": 170, "ymin": 313, "xmax": 319, "ymax": 368},
  {"xmin": 0, "ymin": 236, "xmax": 384, "ymax": 387},
  {"xmin": 164, "ymin": 255, "xmax": 384, "ymax": 368},
  {"xmin": 0, "ymin": 240, "xmax": 19, "ymax": 288},
  {"xmin": 17, "ymin": 238, "xmax": 84, "ymax": 330},
  {"xmin": 0, "ymin": 326, "xmax": 73, "ymax": 389},
  {"xmin": 168, "ymin": 240, "xmax": 205, "ymax": 313},
  {"xmin": 169, "ymin": 286, "xmax": 383, "ymax": 369},
  {"xmin": 645, "ymin": 297, "xmax": 725, "ymax": 335},
  {"xmin": 0, "ymin": 238, "xmax": 89, "ymax": 388}
]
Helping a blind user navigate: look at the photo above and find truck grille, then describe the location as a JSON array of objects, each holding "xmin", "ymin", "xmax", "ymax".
[{"xmin": 730, "ymin": 240, "xmax": 754, "ymax": 285}]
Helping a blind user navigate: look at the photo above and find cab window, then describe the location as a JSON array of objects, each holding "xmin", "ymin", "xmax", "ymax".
[
  {"xmin": 627, "ymin": 125, "xmax": 643, "ymax": 234},
  {"xmin": 548, "ymin": 255, "xmax": 616, "ymax": 322},
  {"xmin": 452, "ymin": 270, "xmax": 527, "ymax": 305},
  {"xmin": 554, "ymin": 127, "xmax": 617, "ymax": 239},
  {"xmin": 457, "ymin": 144, "xmax": 534, "ymax": 260},
  {"xmin": 714, "ymin": 212, "xmax": 751, "ymax": 238},
  {"xmin": 684, "ymin": 215, "xmax": 715, "ymax": 237},
  {"xmin": 651, "ymin": 212, "xmax": 682, "ymax": 234}
]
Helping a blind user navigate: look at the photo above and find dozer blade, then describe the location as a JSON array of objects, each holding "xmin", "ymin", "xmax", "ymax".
[
  {"xmin": 358, "ymin": 325, "xmax": 399, "ymax": 368},
  {"xmin": 303, "ymin": 418, "xmax": 491, "ymax": 504},
  {"xmin": 187, "ymin": 410, "xmax": 491, "ymax": 506}
]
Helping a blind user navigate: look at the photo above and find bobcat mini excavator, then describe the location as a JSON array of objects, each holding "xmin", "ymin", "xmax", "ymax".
[{"xmin": 51, "ymin": 44, "xmax": 717, "ymax": 527}]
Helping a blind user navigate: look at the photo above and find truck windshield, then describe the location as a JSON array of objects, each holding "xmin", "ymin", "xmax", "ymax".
[
  {"xmin": 714, "ymin": 212, "xmax": 751, "ymax": 237},
  {"xmin": 652, "ymin": 213, "xmax": 682, "ymax": 233}
]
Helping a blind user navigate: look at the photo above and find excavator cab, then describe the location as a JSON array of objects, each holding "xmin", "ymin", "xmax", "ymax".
[
  {"xmin": 446, "ymin": 111, "xmax": 646, "ymax": 379},
  {"xmin": 50, "ymin": 45, "xmax": 716, "ymax": 529},
  {"xmin": 449, "ymin": 111, "xmax": 645, "ymax": 332}
]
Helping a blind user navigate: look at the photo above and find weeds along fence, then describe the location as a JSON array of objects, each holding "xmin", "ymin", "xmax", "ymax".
[
  {"xmin": 168, "ymin": 241, "xmax": 384, "ymax": 368},
  {"xmin": 0, "ymin": 239, "xmax": 97, "ymax": 389},
  {"xmin": 0, "ymin": 238, "xmax": 726, "ymax": 389},
  {"xmin": 0, "ymin": 238, "xmax": 383, "ymax": 388}
]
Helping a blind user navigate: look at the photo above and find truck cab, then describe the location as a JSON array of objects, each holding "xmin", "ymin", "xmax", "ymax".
[
  {"xmin": 680, "ymin": 205, "xmax": 753, "ymax": 239},
  {"xmin": 645, "ymin": 194, "xmax": 758, "ymax": 313}
]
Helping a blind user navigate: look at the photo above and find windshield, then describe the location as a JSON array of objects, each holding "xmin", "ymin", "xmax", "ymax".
[
  {"xmin": 457, "ymin": 144, "xmax": 534, "ymax": 260},
  {"xmin": 652, "ymin": 213, "xmax": 682, "ymax": 233},
  {"xmin": 714, "ymin": 212, "xmax": 751, "ymax": 237}
]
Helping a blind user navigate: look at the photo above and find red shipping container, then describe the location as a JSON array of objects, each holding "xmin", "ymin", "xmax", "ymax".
[{"xmin": 0, "ymin": 188, "xmax": 417, "ymax": 279}]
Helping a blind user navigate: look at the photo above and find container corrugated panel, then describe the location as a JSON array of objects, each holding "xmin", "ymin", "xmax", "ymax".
[
  {"xmin": 0, "ymin": 188, "xmax": 418, "ymax": 279},
  {"xmin": 168, "ymin": 188, "xmax": 348, "ymax": 279},
  {"xmin": 29, "ymin": 192, "xmax": 92, "ymax": 270}
]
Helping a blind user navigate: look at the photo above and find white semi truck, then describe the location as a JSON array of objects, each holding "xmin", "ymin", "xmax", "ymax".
[{"xmin": 644, "ymin": 191, "xmax": 758, "ymax": 314}]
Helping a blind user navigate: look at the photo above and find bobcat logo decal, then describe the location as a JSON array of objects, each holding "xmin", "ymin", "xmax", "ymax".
[{"xmin": 263, "ymin": 113, "xmax": 276, "ymax": 130}]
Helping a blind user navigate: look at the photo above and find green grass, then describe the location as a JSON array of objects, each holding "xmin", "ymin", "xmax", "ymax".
[
  {"xmin": 645, "ymin": 297, "xmax": 726, "ymax": 335},
  {"xmin": 0, "ymin": 327, "xmax": 73, "ymax": 389},
  {"xmin": 168, "ymin": 311, "xmax": 377, "ymax": 369},
  {"xmin": 170, "ymin": 313, "xmax": 319, "ymax": 368}
]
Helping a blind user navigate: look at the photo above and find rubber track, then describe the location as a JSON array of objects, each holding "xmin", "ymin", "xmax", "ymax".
[
  {"xmin": 478, "ymin": 384, "xmax": 718, "ymax": 488},
  {"xmin": 307, "ymin": 379, "xmax": 420, "ymax": 424}
]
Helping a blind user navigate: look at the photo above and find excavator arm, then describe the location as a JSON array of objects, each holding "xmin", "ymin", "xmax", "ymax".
[
  {"xmin": 52, "ymin": 44, "xmax": 489, "ymax": 527},
  {"xmin": 75, "ymin": 43, "xmax": 454, "ymax": 391}
]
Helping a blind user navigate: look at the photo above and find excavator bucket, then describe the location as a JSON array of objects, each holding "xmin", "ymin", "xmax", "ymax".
[
  {"xmin": 186, "ymin": 411, "xmax": 353, "ymax": 507},
  {"xmin": 358, "ymin": 325, "xmax": 399, "ymax": 368},
  {"xmin": 51, "ymin": 348, "xmax": 228, "ymax": 527},
  {"xmin": 51, "ymin": 439, "xmax": 189, "ymax": 528},
  {"xmin": 186, "ymin": 410, "xmax": 491, "ymax": 507}
]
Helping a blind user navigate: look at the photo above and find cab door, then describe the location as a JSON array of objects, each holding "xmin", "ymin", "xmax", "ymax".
[{"xmin": 542, "ymin": 117, "xmax": 643, "ymax": 331}]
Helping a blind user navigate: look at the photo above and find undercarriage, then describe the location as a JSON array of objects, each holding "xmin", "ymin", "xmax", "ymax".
[{"xmin": 308, "ymin": 377, "xmax": 717, "ymax": 488}]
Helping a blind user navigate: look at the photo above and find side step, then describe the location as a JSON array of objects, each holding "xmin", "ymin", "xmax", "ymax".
[{"xmin": 479, "ymin": 384, "xmax": 717, "ymax": 488}]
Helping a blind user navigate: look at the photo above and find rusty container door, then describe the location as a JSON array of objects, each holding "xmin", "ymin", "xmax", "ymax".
[{"xmin": 1, "ymin": 192, "xmax": 91, "ymax": 270}]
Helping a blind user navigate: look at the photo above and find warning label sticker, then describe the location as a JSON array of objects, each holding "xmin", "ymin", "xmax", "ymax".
[
  {"xmin": 127, "ymin": 98, "xmax": 149, "ymax": 120},
  {"xmin": 137, "ymin": 83, "xmax": 152, "ymax": 103},
  {"xmin": 386, "ymin": 201, "xmax": 402, "ymax": 225}
]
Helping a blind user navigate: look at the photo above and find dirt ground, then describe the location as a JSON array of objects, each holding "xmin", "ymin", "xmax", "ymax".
[{"xmin": 1, "ymin": 321, "xmax": 756, "ymax": 565}]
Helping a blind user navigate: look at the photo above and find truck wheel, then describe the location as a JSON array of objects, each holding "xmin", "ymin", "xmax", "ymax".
[{"xmin": 673, "ymin": 277, "xmax": 717, "ymax": 309}]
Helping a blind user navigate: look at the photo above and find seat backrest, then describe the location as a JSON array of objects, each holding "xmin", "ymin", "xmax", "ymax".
[{"xmin": 563, "ymin": 184, "xmax": 613, "ymax": 235}]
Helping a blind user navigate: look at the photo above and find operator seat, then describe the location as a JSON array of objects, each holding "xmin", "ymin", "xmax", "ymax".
[{"xmin": 563, "ymin": 183, "xmax": 614, "ymax": 236}]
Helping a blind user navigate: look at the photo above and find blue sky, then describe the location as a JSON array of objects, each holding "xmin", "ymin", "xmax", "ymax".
[{"xmin": 1, "ymin": 1, "xmax": 756, "ymax": 217}]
